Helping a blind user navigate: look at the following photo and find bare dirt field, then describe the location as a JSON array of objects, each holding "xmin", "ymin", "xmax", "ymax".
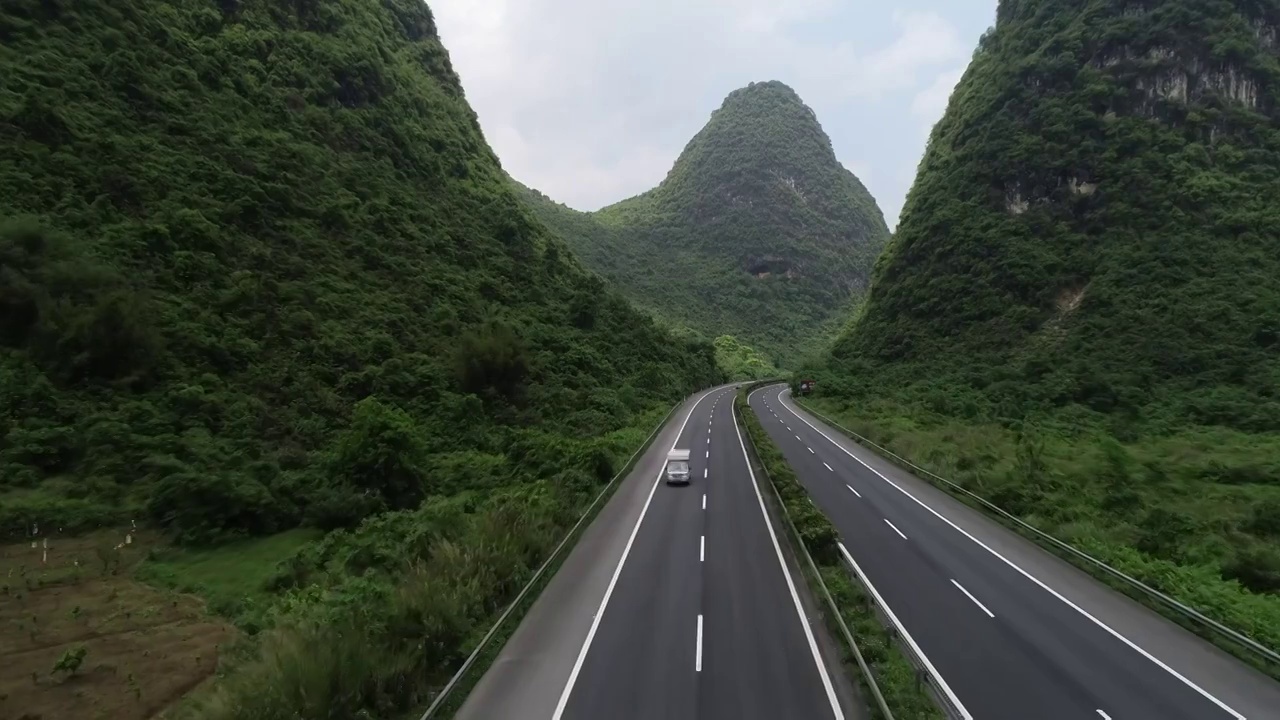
[{"xmin": 0, "ymin": 529, "xmax": 234, "ymax": 720}]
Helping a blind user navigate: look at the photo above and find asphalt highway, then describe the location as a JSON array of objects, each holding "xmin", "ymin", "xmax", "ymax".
[
  {"xmin": 751, "ymin": 383, "xmax": 1280, "ymax": 720},
  {"xmin": 456, "ymin": 384, "xmax": 853, "ymax": 720}
]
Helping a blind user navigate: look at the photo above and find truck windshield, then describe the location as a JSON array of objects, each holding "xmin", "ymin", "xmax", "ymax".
[{"xmin": 669, "ymin": 461, "xmax": 689, "ymax": 474}]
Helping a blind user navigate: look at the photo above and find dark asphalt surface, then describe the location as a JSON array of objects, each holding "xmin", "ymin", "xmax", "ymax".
[
  {"xmin": 752, "ymin": 384, "xmax": 1280, "ymax": 720},
  {"xmin": 557, "ymin": 387, "xmax": 845, "ymax": 720}
]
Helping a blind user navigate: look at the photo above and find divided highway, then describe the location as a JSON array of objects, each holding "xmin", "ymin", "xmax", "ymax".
[
  {"xmin": 456, "ymin": 384, "xmax": 855, "ymax": 720},
  {"xmin": 751, "ymin": 384, "xmax": 1280, "ymax": 720}
]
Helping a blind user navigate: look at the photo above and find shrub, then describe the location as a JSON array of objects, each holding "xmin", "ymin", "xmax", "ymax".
[{"xmin": 326, "ymin": 397, "xmax": 430, "ymax": 514}]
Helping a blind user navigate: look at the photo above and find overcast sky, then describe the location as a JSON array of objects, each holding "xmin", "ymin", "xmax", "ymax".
[{"xmin": 430, "ymin": 0, "xmax": 998, "ymax": 229}]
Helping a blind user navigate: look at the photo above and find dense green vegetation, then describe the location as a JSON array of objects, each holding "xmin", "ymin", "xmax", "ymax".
[
  {"xmin": 513, "ymin": 81, "xmax": 890, "ymax": 365},
  {"xmin": 713, "ymin": 334, "xmax": 778, "ymax": 380},
  {"xmin": 0, "ymin": 0, "xmax": 720, "ymax": 715},
  {"xmin": 737, "ymin": 387, "xmax": 942, "ymax": 719},
  {"xmin": 805, "ymin": 0, "xmax": 1280, "ymax": 663}
]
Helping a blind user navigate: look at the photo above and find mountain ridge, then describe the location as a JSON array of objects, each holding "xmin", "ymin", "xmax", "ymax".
[
  {"xmin": 515, "ymin": 80, "xmax": 890, "ymax": 365},
  {"xmin": 0, "ymin": 2, "xmax": 721, "ymax": 714},
  {"xmin": 830, "ymin": 0, "xmax": 1280, "ymax": 433},
  {"xmin": 801, "ymin": 0, "xmax": 1280, "ymax": 657}
]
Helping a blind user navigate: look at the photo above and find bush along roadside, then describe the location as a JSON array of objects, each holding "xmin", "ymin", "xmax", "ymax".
[
  {"xmin": 792, "ymin": 395, "xmax": 1280, "ymax": 682},
  {"xmin": 735, "ymin": 385, "xmax": 944, "ymax": 720},
  {"xmin": 419, "ymin": 393, "xmax": 690, "ymax": 718},
  {"xmin": 163, "ymin": 395, "xmax": 696, "ymax": 720}
]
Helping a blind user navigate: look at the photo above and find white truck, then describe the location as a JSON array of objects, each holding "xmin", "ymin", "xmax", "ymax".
[{"xmin": 665, "ymin": 449, "xmax": 691, "ymax": 485}]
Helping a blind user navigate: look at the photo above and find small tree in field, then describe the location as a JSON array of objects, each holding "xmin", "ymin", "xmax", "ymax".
[{"xmin": 52, "ymin": 645, "xmax": 86, "ymax": 677}]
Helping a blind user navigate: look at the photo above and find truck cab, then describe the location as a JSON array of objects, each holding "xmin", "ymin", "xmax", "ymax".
[{"xmin": 665, "ymin": 449, "xmax": 691, "ymax": 485}]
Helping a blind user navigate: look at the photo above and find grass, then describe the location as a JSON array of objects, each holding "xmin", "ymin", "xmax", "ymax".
[
  {"xmin": 799, "ymin": 395, "xmax": 1280, "ymax": 680},
  {"xmin": 137, "ymin": 529, "xmax": 324, "ymax": 622},
  {"xmin": 735, "ymin": 385, "xmax": 944, "ymax": 719}
]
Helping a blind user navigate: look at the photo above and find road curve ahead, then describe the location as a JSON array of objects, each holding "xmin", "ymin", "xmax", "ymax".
[
  {"xmin": 751, "ymin": 384, "xmax": 1280, "ymax": 720},
  {"xmin": 456, "ymin": 384, "xmax": 853, "ymax": 720}
]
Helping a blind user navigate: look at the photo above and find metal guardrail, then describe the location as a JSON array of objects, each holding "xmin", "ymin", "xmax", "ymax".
[
  {"xmin": 734, "ymin": 383, "xmax": 909, "ymax": 720},
  {"xmin": 789, "ymin": 390, "xmax": 1280, "ymax": 670},
  {"xmin": 419, "ymin": 387, "xmax": 708, "ymax": 719}
]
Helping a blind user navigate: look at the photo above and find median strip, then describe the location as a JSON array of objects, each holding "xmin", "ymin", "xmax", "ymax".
[{"xmin": 736, "ymin": 382, "xmax": 945, "ymax": 720}]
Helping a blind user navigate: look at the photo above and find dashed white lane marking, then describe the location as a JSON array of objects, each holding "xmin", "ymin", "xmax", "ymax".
[
  {"xmin": 824, "ymin": 462, "xmax": 834, "ymax": 471},
  {"xmin": 706, "ymin": 450, "xmax": 710, "ymax": 458},
  {"xmin": 696, "ymin": 614, "xmax": 703, "ymax": 672},
  {"xmin": 703, "ymin": 467, "xmax": 708, "ymax": 479},
  {"xmin": 1096, "ymin": 712, "xmax": 1111, "ymax": 720},
  {"xmin": 551, "ymin": 386, "xmax": 718, "ymax": 719},
  {"xmin": 847, "ymin": 485, "xmax": 861, "ymax": 498},
  {"xmin": 884, "ymin": 518, "xmax": 908, "ymax": 540},
  {"xmin": 700, "ymin": 535, "xmax": 705, "ymax": 562},
  {"xmin": 702, "ymin": 494, "xmax": 706, "ymax": 510},
  {"xmin": 951, "ymin": 579, "xmax": 995, "ymax": 618},
  {"xmin": 808, "ymin": 447, "xmax": 814, "ymax": 454}
]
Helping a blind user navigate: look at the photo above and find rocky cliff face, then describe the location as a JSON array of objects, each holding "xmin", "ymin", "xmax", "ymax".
[{"xmin": 826, "ymin": 0, "xmax": 1280, "ymax": 433}]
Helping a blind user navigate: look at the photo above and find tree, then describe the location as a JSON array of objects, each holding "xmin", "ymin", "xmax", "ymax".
[{"xmin": 327, "ymin": 397, "xmax": 430, "ymax": 513}]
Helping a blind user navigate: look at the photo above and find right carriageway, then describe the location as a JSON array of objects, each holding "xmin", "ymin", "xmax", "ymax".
[{"xmin": 749, "ymin": 383, "xmax": 1280, "ymax": 720}]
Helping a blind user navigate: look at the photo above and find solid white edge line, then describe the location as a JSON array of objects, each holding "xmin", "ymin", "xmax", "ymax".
[
  {"xmin": 737, "ymin": 389, "xmax": 845, "ymax": 720},
  {"xmin": 696, "ymin": 614, "xmax": 704, "ymax": 672},
  {"xmin": 839, "ymin": 542, "xmax": 974, "ymax": 719},
  {"xmin": 846, "ymin": 484, "xmax": 861, "ymax": 498},
  {"xmin": 700, "ymin": 535, "xmax": 705, "ymax": 562},
  {"xmin": 824, "ymin": 462, "xmax": 834, "ymax": 472},
  {"xmin": 951, "ymin": 579, "xmax": 995, "ymax": 618},
  {"xmin": 776, "ymin": 387, "xmax": 1247, "ymax": 720},
  {"xmin": 884, "ymin": 518, "xmax": 908, "ymax": 540},
  {"xmin": 550, "ymin": 386, "xmax": 719, "ymax": 719}
]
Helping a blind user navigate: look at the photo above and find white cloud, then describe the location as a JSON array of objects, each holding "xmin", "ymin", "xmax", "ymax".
[
  {"xmin": 911, "ymin": 66, "xmax": 966, "ymax": 118},
  {"xmin": 429, "ymin": 0, "xmax": 980, "ymax": 220}
]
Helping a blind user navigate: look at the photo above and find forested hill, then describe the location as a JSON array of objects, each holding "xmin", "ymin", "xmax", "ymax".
[
  {"xmin": 515, "ymin": 81, "xmax": 890, "ymax": 365},
  {"xmin": 800, "ymin": 0, "xmax": 1280, "ymax": 633},
  {"xmin": 827, "ymin": 0, "xmax": 1280, "ymax": 434},
  {"xmin": 0, "ymin": 0, "xmax": 720, "ymax": 542}
]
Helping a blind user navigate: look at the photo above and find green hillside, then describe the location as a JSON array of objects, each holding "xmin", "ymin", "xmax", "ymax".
[
  {"xmin": 0, "ymin": 0, "xmax": 719, "ymax": 714},
  {"xmin": 514, "ymin": 81, "xmax": 890, "ymax": 365},
  {"xmin": 806, "ymin": 0, "xmax": 1280, "ymax": 651}
]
